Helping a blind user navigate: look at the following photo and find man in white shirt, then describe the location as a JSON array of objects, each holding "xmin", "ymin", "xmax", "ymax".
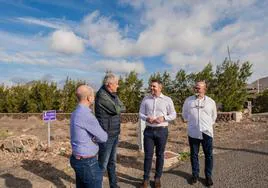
[
  {"xmin": 182, "ymin": 81, "xmax": 217, "ymax": 187},
  {"xmin": 139, "ymin": 79, "xmax": 176, "ymax": 188}
]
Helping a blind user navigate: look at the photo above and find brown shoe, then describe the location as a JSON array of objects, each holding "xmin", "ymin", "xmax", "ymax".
[
  {"xmin": 140, "ymin": 180, "xmax": 149, "ymax": 188},
  {"xmin": 155, "ymin": 178, "xmax": 161, "ymax": 188}
]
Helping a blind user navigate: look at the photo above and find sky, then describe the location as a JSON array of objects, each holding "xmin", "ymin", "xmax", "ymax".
[{"xmin": 0, "ymin": 0, "xmax": 267, "ymax": 88}]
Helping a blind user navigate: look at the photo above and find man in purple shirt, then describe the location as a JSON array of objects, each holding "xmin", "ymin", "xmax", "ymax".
[{"xmin": 70, "ymin": 85, "xmax": 108, "ymax": 188}]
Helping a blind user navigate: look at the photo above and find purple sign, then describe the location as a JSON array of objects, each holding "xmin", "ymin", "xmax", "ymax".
[{"xmin": 43, "ymin": 110, "xmax": 56, "ymax": 122}]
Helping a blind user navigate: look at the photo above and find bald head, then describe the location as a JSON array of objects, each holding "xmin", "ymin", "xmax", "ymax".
[{"xmin": 76, "ymin": 85, "xmax": 94, "ymax": 102}]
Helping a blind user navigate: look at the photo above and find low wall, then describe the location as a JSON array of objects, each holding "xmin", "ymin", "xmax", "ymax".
[
  {"xmin": 251, "ymin": 113, "xmax": 268, "ymax": 123},
  {"xmin": 0, "ymin": 112, "xmax": 234, "ymax": 123}
]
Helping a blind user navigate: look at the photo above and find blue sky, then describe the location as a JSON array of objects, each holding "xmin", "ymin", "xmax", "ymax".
[{"xmin": 0, "ymin": 0, "xmax": 267, "ymax": 88}]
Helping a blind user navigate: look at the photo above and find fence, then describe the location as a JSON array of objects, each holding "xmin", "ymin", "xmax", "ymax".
[{"xmin": 0, "ymin": 112, "xmax": 236, "ymax": 122}]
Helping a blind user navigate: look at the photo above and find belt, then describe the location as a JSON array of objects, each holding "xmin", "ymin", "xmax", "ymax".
[
  {"xmin": 73, "ymin": 154, "xmax": 96, "ymax": 160},
  {"xmin": 145, "ymin": 126, "xmax": 168, "ymax": 130}
]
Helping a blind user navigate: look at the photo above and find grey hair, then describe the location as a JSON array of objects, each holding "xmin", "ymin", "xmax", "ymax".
[
  {"xmin": 76, "ymin": 85, "xmax": 94, "ymax": 101},
  {"xmin": 103, "ymin": 73, "xmax": 118, "ymax": 86},
  {"xmin": 196, "ymin": 81, "xmax": 207, "ymax": 88}
]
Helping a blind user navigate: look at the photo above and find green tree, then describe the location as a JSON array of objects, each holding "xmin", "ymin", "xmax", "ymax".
[
  {"xmin": 214, "ymin": 59, "xmax": 252, "ymax": 111},
  {"xmin": 117, "ymin": 71, "xmax": 143, "ymax": 112},
  {"xmin": 28, "ymin": 81, "xmax": 60, "ymax": 112},
  {"xmin": 61, "ymin": 77, "xmax": 85, "ymax": 112},
  {"xmin": 172, "ymin": 69, "xmax": 194, "ymax": 112},
  {"xmin": 0, "ymin": 85, "xmax": 8, "ymax": 112},
  {"xmin": 253, "ymin": 89, "xmax": 268, "ymax": 113},
  {"xmin": 5, "ymin": 85, "xmax": 30, "ymax": 113}
]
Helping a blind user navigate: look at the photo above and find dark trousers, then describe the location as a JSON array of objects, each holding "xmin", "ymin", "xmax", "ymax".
[
  {"xmin": 98, "ymin": 135, "xmax": 119, "ymax": 188},
  {"xmin": 70, "ymin": 155, "xmax": 103, "ymax": 188},
  {"xmin": 143, "ymin": 126, "xmax": 168, "ymax": 180},
  {"xmin": 188, "ymin": 133, "xmax": 213, "ymax": 178}
]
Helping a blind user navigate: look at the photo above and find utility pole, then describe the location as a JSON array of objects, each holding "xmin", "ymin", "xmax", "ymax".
[
  {"xmin": 227, "ymin": 46, "xmax": 231, "ymax": 61},
  {"xmin": 257, "ymin": 79, "xmax": 260, "ymax": 93}
]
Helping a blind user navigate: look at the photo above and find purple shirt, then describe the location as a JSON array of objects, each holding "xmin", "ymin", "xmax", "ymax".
[{"xmin": 70, "ymin": 104, "xmax": 107, "ymax": 156}]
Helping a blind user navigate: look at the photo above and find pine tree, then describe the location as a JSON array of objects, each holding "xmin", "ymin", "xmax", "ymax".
[
  {"xmin": 214, "ymin": 59, "xmax": 252, "ymax": 111},
  {"xmin": 117, "ymin": 71, "xmax": 143, "ymax": 112}
]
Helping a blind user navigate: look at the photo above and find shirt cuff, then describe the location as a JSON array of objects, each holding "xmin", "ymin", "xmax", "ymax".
[{"xmin": 164, "ymin": 115, "xmax": 168, "ymax": 121}]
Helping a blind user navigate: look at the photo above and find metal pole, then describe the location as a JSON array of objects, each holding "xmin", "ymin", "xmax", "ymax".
[
  {"xmin": 48, "ymin": 121, "xmax": 51, "ymax": 148},
  {"xmin": 138, "ymin": 119, "xmax": 146, "ymax": 152},
  {"xmin": 227, "ymin": 46, "xmax": 231, "ymax": 61},
  {"xmin": 257, "ymin": 79, "xmax": 259, "ymax": 94}
]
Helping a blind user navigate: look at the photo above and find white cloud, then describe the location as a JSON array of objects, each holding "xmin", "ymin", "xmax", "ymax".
[
  {"xmin": 80, "ymin": 11, "xmax": 135, "ymax": 57},
  {"xmin": 79, "ymin": 0, "xmax": 267, "ymax": 77},
  {"xmin": 17, "ymin": 17, "xmax": 64, "ymax": 29},
  {"xmin": 1, "ymin": 0, "xmax": 268, "ymax": 83},
  {"xmin": 93, "ymin": 60, "xmax": 145, "ymax": 73},
  {"xmin": 164, "ymin": 51, "xmax": 212, "ymax": 69},
  {"xmin": 79, "ymin": 2, "xmax": 219, "ymax": 58},
  {"xmin": 0, "ymin": 50, "xmax": 78, "ymax": 67},
  {"xmin": 50, "ymin": 30, "xmax": 85, "ymax": 54}
]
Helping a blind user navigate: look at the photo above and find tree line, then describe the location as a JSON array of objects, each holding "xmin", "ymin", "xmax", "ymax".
[{"xmin": 0, "ymin": 59, "xmax": 260, "ymax": 113}]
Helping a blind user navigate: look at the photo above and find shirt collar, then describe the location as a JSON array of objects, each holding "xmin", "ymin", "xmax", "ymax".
[
  {"xmin": 194, "ymin": 95, "xmax": 206, "ymax": 100},
  {"xmin": 78, "ymin": 104, "xmax": 92, "ymax": 111},
  {"xmin": 151, "ymin": 93, "xmax": 165, "ymax": 98}
]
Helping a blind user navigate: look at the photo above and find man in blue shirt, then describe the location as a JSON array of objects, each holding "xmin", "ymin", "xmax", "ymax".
[{"xmin": 70, "ymin": 85, "xmax": 108, "ymax": 188}]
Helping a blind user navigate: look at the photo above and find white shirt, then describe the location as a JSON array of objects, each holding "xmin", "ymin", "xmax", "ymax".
[
  {"xmin": 182, "ymin": 95, "xmax": 217, "ymax": 139},
  {"xmin": 139, "ymin": 93, "xmax": 176, "ymax": 127}
]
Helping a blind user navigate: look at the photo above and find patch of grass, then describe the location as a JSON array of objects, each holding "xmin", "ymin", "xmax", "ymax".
[
  {"xmin": 63, "ymin": 165, "xmax": 73, "ymax": 174},
  {"xmin": 59, "ymin": 148, "xmax": 67, "ymax": 156},
  {"xmin": 178, "ymin": 152, "xmax": 190, "ymax": 161},
  {"xmin": 0, "ymin": 129, "xmax": 9, "ymax": 140}
]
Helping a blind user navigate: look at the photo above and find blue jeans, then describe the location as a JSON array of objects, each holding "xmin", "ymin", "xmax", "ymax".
[
  {"xmin": 143, "ymin": 126, "xmax": 168, "ymax": 180},
  {"xmin": 98, "ymin": 135, "xmax": 119, "ymax": 188},
  {"xmin": 70, "ymin": 155, "xmax": 103, "ymax": 188},
  {"xmin": 188, "ymin": 133, "xmax": 213, "ymax": 178}
]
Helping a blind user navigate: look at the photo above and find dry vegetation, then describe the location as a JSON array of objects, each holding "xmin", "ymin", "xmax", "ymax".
[{"xmin": 0, "ymin": 117, "xmax": 267, "ymax": 187}]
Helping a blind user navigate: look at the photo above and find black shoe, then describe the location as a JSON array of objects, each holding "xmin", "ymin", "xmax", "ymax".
[
  {"xmin": 205, "ymin": 177, "xmax": 213, "ymax": 186},
  {"xmin": 190, "ymin": 175, "xmax": 198, "ymax": 184}
]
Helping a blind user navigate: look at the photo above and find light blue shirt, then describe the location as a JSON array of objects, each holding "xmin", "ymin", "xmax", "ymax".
[{"xmin": 70, "ymin": 104, "xmax": 107, "ymax": 156}]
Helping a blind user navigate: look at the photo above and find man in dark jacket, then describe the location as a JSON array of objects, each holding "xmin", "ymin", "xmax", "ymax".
[{"xmin": 95, "ymin": 73, "xmax": 125, "ymax": 188}]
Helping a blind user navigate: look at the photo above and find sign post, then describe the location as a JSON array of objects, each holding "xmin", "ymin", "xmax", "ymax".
[
  {"xmin": 43, "ymin": 110, "xmax": 56, "ymax": 148},
  {"xmin": 138, "ymin": 118, "xmax": 146, "ymax": 152}
]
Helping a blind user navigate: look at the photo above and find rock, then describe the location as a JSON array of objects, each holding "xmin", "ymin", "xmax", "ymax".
[{"xmin": 1, "ymin": 135, "xmax": 40, "ymax": 153}]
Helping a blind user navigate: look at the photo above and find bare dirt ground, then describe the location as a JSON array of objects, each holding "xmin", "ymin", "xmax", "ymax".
[{"xmin": 0, "ymin": 117, "xmax": 267, "ymax": 188}]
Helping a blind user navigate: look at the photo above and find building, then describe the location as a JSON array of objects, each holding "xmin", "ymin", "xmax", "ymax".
[{"xmin": 247, "ymin": 76, "xmax": 268, "ymax": 95}]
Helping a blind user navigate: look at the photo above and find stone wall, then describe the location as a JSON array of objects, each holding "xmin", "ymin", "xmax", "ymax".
[
  {"xmin": 251, "ymin": 113, "xmax": 268, "ymax": 123},
  {"xmin": 0, "ymin": 112, "xmax": 235, "ymax": 123}
]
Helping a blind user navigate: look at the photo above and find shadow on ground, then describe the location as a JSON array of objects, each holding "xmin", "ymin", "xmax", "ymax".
[
  {"xmin": 117, "ymin": 172, "xmax": 142, "ymax": 187},
  {"xmin": 0, "ymin": 173, "xmax": 32, "ymax": 188},
  {"xmin": 117, "ymin": 154, "xmax": 143, "ymax": 171},
  {"xmin": 214, "ymin": 146, "xmax": 268, "ymax": 155},
  {"xmin": 21, "ymin": 159, "xmax": 75, "ymax": 188},
  {"xmin": 118, "ymin": 141, "xmax": 139, "ymax": 150}
]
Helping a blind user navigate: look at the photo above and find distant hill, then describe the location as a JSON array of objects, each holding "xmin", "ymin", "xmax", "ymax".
[{"xmin": 247, "ymin": 76, "xmax": 268, "ymax": 93}]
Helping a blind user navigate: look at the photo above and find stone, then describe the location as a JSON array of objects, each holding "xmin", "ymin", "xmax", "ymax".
[
  {"xmin": 233, "ymin": 111, "xmax": 243, "ymax": 122},
  {"xmin": 1, "ymin": 135, "xmax": 40, "ymax": 153}
]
